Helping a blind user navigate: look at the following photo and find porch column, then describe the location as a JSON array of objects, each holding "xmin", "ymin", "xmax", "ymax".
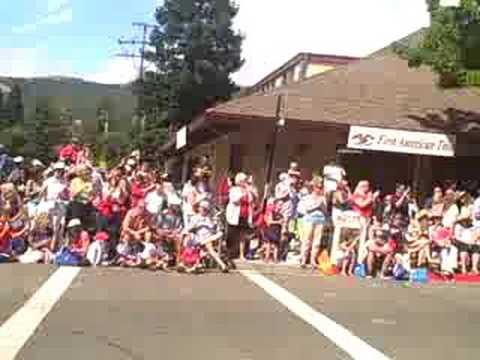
[{"xmin": 181, "ymin": 152, "xmax": 191, "ymax": 184}]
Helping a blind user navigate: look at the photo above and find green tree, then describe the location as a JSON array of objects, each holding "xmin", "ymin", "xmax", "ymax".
[
  {"xmin": 394, "ymin": 0, "xmax": 480, "ymax": 87},
  {"xmin": 7, "ymin": 84, "xmax": 24, "ymax": 125},
  {"xmin": 147, "ymin": 0, "xmax": 244, "ymax": 132},
  {"xmin": 33, "ymin": 106, "xmax": 53, "ymax": 162}
]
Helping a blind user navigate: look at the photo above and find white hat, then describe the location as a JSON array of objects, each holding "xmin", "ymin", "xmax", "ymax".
[
  {"xmin": 278, "ymin": 172, "xmax": 289, "ymax": 182},
  {"xmin": 167, "ymin": 194, "xmax": 182, "ymax": 206},
  {"xmin": 198, "ymin": 200, "xmax": 210, "ymax": 209},
  {"xmin": 67, "ymin": 218, "xmax": 82, "ymax": 228},
  {"xmin": 31, "ymin": 159, "xmax": 44, "ymax": 167},
  {"xmin": 127, "ymin": 158, "xmax": 136, "ymax": 166},
  {"xmin": 234, "ymin": 172, "xmax": 248, "ymax": 185},
  {"xmin": 53, "ymin": 162, "xmax": 66, "ymax": 170},
  {"xmin": 13, "ymin": 156, "xmax": 24, "ymax": 163}
]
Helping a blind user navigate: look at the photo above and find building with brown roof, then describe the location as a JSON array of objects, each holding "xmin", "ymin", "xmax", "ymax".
[
  {"xmin": 248, "ymin": 52, "xmax": 359, "ymax": 95},
  {"xmin": 163, "ymin": 29, "xmax": 480, "ymax": 194}
]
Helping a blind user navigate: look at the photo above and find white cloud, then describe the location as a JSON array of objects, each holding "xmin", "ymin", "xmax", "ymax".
[
  {"xmin": 11, "ymin": 23, "xmax": 39, "ymax": 34},
  {"xmin": 84, "ymin": 58, "xmax": 140, "ymax": 84},
  {"xmin": 232, "ymin": 0, "xmax": 430, "ymax": 86},
  {"xmin": 39, "ymin": 7, "xmax": 73, "ymax": 25},
  {"xmin": 0, "ymin": 47, "xmax": 74, "ymax": 78},
  {"xmin": 48, "ymin": 0, "xmax": 70, "ymax": 13},
  {"xmin": 12, "ymin": 0, "xmax": 72, "ymax": 34}
]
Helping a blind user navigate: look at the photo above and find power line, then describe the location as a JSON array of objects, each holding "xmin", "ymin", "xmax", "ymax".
[
  {"xmin": 117, "ymin": 22, "xmax": 158, "ymax": 82},
  {"xmin": 117, "ymin": 22, "xmax": 159, "ymax": 124}
]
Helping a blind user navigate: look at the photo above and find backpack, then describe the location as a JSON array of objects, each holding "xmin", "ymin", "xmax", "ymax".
[
  {"xmin": 181, "ymin": 247, "xmax": 201, "ymax": 266},
  {"xmin": 55, "ymin": 247, "xmax": 83, "ymax": 266}
]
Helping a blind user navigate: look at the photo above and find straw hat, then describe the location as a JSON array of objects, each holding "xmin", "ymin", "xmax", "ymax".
[
  {"xmin": 456, "ymin": 208, "xmax": 472, "ymax": 223},
  {"xmin": 416, "ymin": 209, "xmax": 430, "ymax": 221},
  {"xmin": 76, "ymin": 164, "xmax": 90, "ymax": 176},
  {"xmin": 310, "ymin": 176, "xmax": 324, "ymax": 188}
]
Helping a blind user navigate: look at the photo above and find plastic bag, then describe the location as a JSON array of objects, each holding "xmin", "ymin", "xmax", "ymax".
[{"xmin": 317, "ymin": 250, "xmax": 337, "ymax": 275}]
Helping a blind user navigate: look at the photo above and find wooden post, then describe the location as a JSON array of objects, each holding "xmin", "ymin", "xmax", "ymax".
[{"xmin": 262, "ymin": 95, "xmax": 283, "ymax": 212}]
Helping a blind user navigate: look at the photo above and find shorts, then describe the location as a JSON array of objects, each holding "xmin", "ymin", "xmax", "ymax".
[
  {"xmin": 456, "ymin": 241, "xmax": 480, "ymax": 254},
  {"xmin": 264, "ymin": 226, "xmax": 281, "ymax": 244},
  {"xmin": 235, "ymin": 217, "xmax": 251, "ymax": 230}
]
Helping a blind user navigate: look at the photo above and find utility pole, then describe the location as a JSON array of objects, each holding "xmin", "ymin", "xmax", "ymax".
[{"xmin": 117, "ymin": 22, "xmax": 158, "ymax": 144}]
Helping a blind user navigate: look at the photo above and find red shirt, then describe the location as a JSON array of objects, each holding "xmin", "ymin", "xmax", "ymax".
[
  {"xmin": 351, "ymin": 193, "xmax": 373, "ymax": 218},
  {"xmin": 59, "ymin": 144, "xmax": 80, "ymax": 163},
  {"xmin": 0, "ymin": 221, "xmax": 10, "ymax": 253},
  {"xmin": 239, "ymin": 194, "xmax": 250, "ymax": 220},
  {"xmin": 130, "ymin": 182, "xmax": 148, "ymax": 208},
  {"xmin": 96, "ymin": 197, "xmax": 113, "ymax": 218}
]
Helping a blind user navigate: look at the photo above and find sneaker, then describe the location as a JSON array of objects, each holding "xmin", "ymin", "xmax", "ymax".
[{"xmin": 177, "ymin": 264, "xmax": 186, "ymax": 273}]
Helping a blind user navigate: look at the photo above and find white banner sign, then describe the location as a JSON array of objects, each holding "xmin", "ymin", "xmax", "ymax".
[
  {"xmin": 347, "ymin": 126, "xmax": 456, "ymax": 157},
  {"xmin": 176, "ymin": 126, "xmax": 187, "ymax": 150},
  {"xmin": 440, "ymin": 0, "xmax": 460, "ymax": 7}
]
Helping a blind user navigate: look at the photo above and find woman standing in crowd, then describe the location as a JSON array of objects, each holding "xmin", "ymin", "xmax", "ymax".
[
  {"xmin": 351, "ymin": 180, "xmax": 379, "ymax": 258},
  {"xmin": 298, "ymin": 176, "xmax": 328, "ymax": 269},
  {"xmin": 226, "ymin": 172, "xmax": 255, "ymax": 261},
  {"xmin": 442, "ymin": 189, "xmax": 459, "ymax": 229}
]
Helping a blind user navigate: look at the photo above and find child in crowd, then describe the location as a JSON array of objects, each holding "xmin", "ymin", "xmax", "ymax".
[
  {"xmin": 0, "ymin": 210, "xmax": 11, "ymax": 255},
  {"xmin": 406, "ymin": 210, "xmax": 432, "ymax": 268},
  {"xmin": 179, "ymin": 200, "xmax": 227, "ymax": 273},
  {"xmin": 8, "ymin": 204, "xmax": 29, "ymax": 257},
  {"xmin": 20, "ymin": 212, "xmax": 54, "ymax": 264},
  {"xmin": 138, "ymin": 231, "xmax": 170, "ymax": 270},
  {"xmin": 86, "ymin": 231, "xmax": 110, "ymax": 266},
  {"xmin": 339, "ymin": 229, "xmax": 359, "ymax": 276},
  {"xmin": 454, "ymin": 209, "xmax": 476, "ymax": 274},
  {"xmin": 393, "ymin": 243, "xmax": 412, "ymax": 280},
  {"xmin": 365, "ymin": 228, "xmax": 392, "ymax": 278},
  {"xmin": 263, "ymin": 198, "xmax": 283, "ymax": 263}
]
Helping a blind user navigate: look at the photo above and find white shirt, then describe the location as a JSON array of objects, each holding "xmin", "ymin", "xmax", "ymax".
[
  {"xmin": 323, "ymin": 165, "xmax": 345, "ymax": 193},
  {"xmin": 473, "ymin": 197, "xmax": 480, "ymax": 227},
  {"xmin": 145, "ymin": 191, "xmax": 165, "ymax": 216},
  {"xmin": 43, "ymin": 176, "xmax": 67, "ymax": 202}
]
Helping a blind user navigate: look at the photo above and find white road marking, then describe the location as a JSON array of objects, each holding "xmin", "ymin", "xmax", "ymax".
[
  {"xmin": 0, "ymin": 266, "xmax": 81, "ymax": 359},
  {"xmin": 240, "ymin": 269, "xmax": 391, "ymax": 360}
]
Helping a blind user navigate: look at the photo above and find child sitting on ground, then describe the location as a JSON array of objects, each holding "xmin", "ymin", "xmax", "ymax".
[
  {"xmin": 339, "ymin": 229, "xmax": 359, "ymax": 276},
  {"xmin": 138, "ymin": 231, "xmax": 170, "ymax": 271},
  {"xmin": 86, "ymin": 231, "xmax": 110, "ymax": 266},
  {"xmin": 393, "ymin": 243, "xmax": 412, "ymax": 280}
]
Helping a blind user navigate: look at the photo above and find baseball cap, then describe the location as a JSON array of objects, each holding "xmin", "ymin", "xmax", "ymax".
[
  {"xmin": 95, "ymin": 231, "xmax": 110, "ymax": 241},
  {"xmin": 31, "ymin": 159, "xmax": 44, "ymax": 167},
  {"xmin": 53, "ymin": 162, "xmax": 66, "ymax": 170},
  {"xmin": 13, "ymin": 156, "xmax": 24, "ymax": 163},
  {"xmin": 67, "ymin": 218, "xmax": 82, "ymax": 228}
]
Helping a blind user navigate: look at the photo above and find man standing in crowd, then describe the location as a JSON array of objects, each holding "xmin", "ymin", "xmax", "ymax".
[{"xmin": 39, "ymin": 161, "xmax": 68, "ymax": 247}]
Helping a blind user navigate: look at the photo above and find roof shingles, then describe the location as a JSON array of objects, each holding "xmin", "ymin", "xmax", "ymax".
[{"xmin": 209, "ymin": 37, "xmax": 480, "ymax": 134}]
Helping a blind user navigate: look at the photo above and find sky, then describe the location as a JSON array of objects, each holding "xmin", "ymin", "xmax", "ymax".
[{"xmin": 0, "ymin": 0, "xmax": 431, "ymax": 86}]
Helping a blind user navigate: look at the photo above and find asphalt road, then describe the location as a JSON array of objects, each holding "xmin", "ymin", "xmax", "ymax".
[{"xmin": 0, "ymin": 263, "xmax": 478, "ymax": 360}]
